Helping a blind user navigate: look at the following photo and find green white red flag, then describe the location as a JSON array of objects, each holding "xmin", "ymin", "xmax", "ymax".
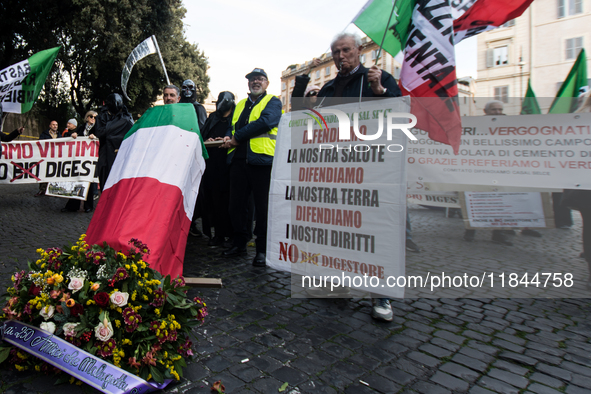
[
  {"xmin": 353, "ymin": 0, "xmax": 534, "ymax": 153},
  {"xmin": 86, "ymin": 104, "xmax": 207, "ymax": 278},
  {"xmin": 0, "ymin": 47, "xmax": 60, "ymax": 114},
  {"xmin": 399, "ymin": 0, "xmax": 462, "ymax": 153}
]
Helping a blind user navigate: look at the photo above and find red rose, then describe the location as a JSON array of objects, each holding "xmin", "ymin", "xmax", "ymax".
[
  {"xmin": 28, "ymin": 285, "xmax": 41, "ymax": 297},
  {"xmin": 93, "ymin": 292, "xmax": 110, "ymax": 308},
  {"xmin": 70, "ymin": 303, "xmax": 84, "ymax": 317}
]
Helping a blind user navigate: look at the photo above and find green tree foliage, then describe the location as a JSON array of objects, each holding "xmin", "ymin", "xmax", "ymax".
[{"xmin": 0, "ymin": 0, "xmax": 209, "ymax": 119}]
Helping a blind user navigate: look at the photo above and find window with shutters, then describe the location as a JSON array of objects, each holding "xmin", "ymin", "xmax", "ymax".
[
  {"xmin": 290, "ymin": 79, "xmax": 294, "ymax": 87},
  {"xmin": 315, "ymin": 70, "xmax": 320, "ymax": 79},
  {"xmin": 360, "ymin": 54, "xmax": 366, "ymax": 64},
  {"xmin": 494, "ymin": 86, "xmax": 509, "ymax": 103},
  {"xmin": 487, "ymin": 46, "xmax": 509, "ymax": 67},
  {"xmin": 566, "ymin": 37, "xmax": 584, "ymax": 60},
  {"xmin": 325, "ymin": 66, "xmax": 331, "ymax": 76},
  {"xmin": 371, "ymin": 50, "xmax": 378, "ymax": 60},
  {"xmin": 558, "ymin": 0, "xmax": 583, "ymax": 18},
  {"xmin": 282, "ymin": 82, "xmax": 286, "ymax": 91}
]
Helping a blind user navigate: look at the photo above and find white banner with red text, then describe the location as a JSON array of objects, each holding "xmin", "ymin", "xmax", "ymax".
[
  {"xmin": 0, "ymin": 137, "xmax": 99, "ymax": 184},
  {"xmin": 407, "ymin": 113, "xmax": 591, "ymax": 190}
]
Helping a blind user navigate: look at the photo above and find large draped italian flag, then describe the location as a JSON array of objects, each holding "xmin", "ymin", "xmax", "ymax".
[{"xmin": 86, "ymin": 104, "xmax": 207, "ymax": 278}]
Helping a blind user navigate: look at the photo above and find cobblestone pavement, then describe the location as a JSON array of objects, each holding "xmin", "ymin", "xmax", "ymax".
[{"xmin": 1, "ymin": 184, "xmax": 591, "ymax": 393}]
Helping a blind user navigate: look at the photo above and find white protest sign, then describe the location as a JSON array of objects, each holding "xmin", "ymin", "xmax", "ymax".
[
  {"xmin": 0, "ymin": 137, "xmax": 99, "ymax": 184},
  {"xmin": 462, "ymin": 192, "xmax": 550, "ymax": 229},
  {"xmin": 407, "ymin": 113, "xmax": 591, "ymax": 189},
  {"xmin": 267, "ymin": 99, "xmax": 410, "ymax": 298}
]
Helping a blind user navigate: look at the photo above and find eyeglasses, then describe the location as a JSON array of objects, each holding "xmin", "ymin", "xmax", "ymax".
[
  {"xmin": 88, "ymin": 115, "xmax": 96, "ymax": 119},
  {"xmin": 249, "ymin": 77, "xmax": 267, "ymax": 83},
  {"xmin": 307, "ymin": 91, "xmax": 319, "ymax": 97}
]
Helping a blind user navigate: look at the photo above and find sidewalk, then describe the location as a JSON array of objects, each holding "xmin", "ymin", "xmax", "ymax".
[{"xmin": 1, "ymin": 184, "xmax": 591, "ymax": 393}]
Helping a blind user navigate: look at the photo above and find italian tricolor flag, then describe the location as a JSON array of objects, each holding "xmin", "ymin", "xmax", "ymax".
[{"xmin": 86, "ymin": 103, "xmax": 207, "ymax": 278}]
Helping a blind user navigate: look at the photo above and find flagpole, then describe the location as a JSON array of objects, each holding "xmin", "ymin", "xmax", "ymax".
[
  {"xmin": 374, "ymin": 0, "xmax": 398, "ymax": 66},
  {"xmin": 151, "ymin": 35, "xmax": 170, "ymax": 86}
]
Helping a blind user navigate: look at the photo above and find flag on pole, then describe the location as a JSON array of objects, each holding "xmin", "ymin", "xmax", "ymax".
[
  {"xmin": 0, "ymin": 47, "xmax": 60, "ymax": 114},
  {"xmin": 453, "ymin": 0, "xmax": 534, "ymax": 43},
  {"xmin": 549, "ymin": 49, "xmax": 588, "ymax": 114},
  {"xmin": 85, "ymin": 104, "xmax": 207, "ymax": 279},
  {"xmin": 520, "ymin": 79, "xmax": 541, "ymax": 114},
  {"xmin": 121, "ymin": 35, "xmax": 170, "ymax": 101},
  {"xmin": 353, "ymin": 0, "xmax": 479, "ymax": 59}
]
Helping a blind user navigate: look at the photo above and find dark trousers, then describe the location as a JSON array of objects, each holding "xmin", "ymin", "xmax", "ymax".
[
  {"xmin": 552, "ymin": 192, "xmax": 573, "ymax": 228},
  {"xmin": 229, "ymin": 160, "xmax": 272, "ymax": 253},
  {"xmin": 64, "ymin": 183, "xmax": 96, "ymax": 211}
]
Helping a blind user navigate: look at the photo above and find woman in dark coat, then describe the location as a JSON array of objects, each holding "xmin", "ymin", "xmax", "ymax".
[{"xmin": 61, "ymin": 110, "xmax": 99, "ymax": 212}]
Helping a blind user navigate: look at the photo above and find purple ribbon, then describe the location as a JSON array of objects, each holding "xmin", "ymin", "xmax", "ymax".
[{"xmin": 2, "ymin": 321, "xmax": 172, "ymax": 393}]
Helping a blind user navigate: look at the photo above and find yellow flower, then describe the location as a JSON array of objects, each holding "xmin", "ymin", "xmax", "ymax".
[
  {"xmin": 15, "ymin": 365, "xmax": 25, "ymax": 371},
  {"xmin": 35, "ymin": 365, "xmax": 41, "ymax": 371},
  {"xmin": 155, "ymin": 308, "xmax": 161, "ymax": 316},
  {"xmin": 53, "ymin": 274, "xmax": 64, "ymax": 283},
  {"xmin": 86, "ymin": 300, "xmax": 96, "ymax": 306},
  {"xmin": 143, "ymin": 295, "xmax": 149, "ymax": 301},
  {"xmin": 36, "ymin": 248, "xmax": 44, "ymax": 254},
  {"xmin": 115, "ymin": 320, "xmax": 121, "ymax": 328}
]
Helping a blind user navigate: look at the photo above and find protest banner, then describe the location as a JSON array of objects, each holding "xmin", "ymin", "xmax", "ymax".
[
  {"xmin": 407, "ymin": 113, "xmax": 591, "ymax": 190},
  {"xmin": 460, "ymin": 192, "xmax": 554, "ymax": 229},
  {"xmin": 0, "ymin": 137, "xmax": 98, "ymax": 184},
  {"xmin": 267, "ymin": 98, "xmax": 410, "ymax": 298}
]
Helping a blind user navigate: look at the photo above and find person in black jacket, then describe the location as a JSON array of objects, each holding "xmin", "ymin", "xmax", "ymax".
[
  {"xmin": 91, "ymin": 93, "xmax": 134, "ymax": 190},
  {"xmin": 34, "ymin": 120, "xmax": 60, "ymax": 196},
  {"xmin": 198, "ymin": 91, "xmax": 236, "ymax": 246},
  {"xmin": 180, "ymin": 79, "xmax": 207, "ymax": 132},
  {"xmin": 293, "ymin": 33, "xmax": 410, "ymax": 322},
  {"xmin": 292, "ymin": 33, "xmax": 401, "ymax": 108}
]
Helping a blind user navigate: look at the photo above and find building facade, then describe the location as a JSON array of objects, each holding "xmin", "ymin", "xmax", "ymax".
[{"xmin": 476, "ymin": 0, "xmax": 591, "ymax": 114}]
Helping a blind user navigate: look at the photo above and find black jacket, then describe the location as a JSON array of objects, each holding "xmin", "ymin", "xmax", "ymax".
[
  {"xmin": 1, "ymin": 129, "xmax": 20, "ymax": 159},
  {"xmin": 292, "ymin": 64, "xmax": 401, "ymax": 109},
  {"xmin": 39, "ymin": 128, "xmax": 59, "ymax": 140},
  {"xmin": 94, "ymin": 105, "xmax": 134, "ymax": 182},
  {"xmin": 1, "ymin": 129, "xmax": 20, "ymax": 142}
]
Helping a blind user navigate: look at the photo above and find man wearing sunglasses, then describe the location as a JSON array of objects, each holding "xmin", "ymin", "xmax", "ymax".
[{"xmin": 221, "ymin": 68, "xmax": 282, "ymax": 267}]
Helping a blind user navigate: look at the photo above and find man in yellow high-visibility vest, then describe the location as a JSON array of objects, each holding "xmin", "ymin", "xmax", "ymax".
[{"xmin": 221, "ymin": 68, "xmax": 282, "ymax": 267}]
